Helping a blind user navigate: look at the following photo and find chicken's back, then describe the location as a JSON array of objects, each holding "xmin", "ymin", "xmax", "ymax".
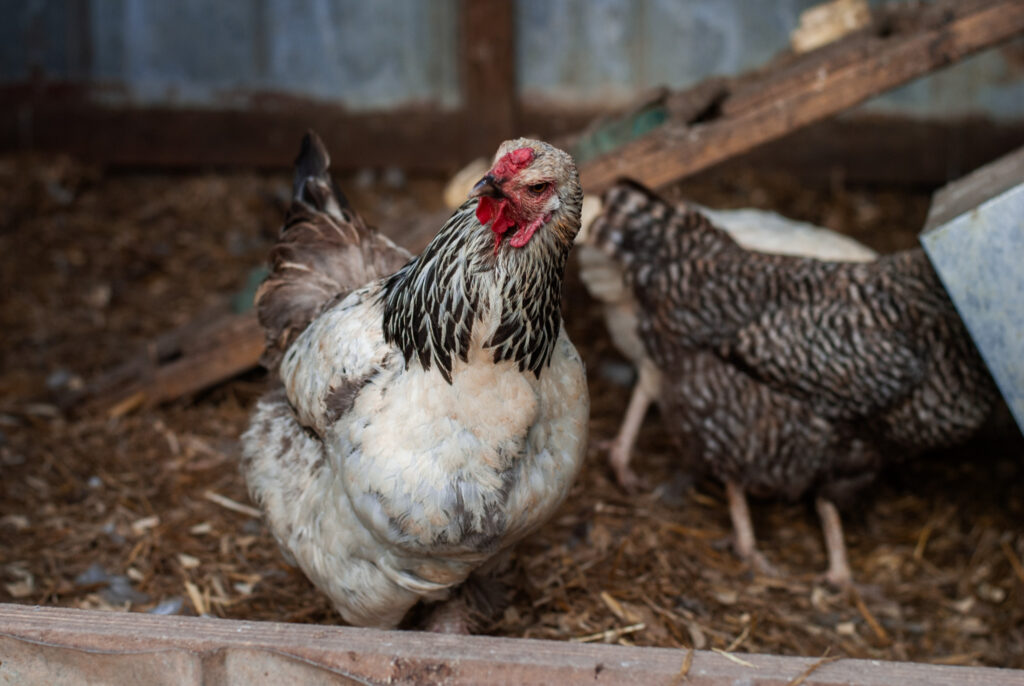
[{"xmin": 255, "ymin": 132, "xmax": 411, "ymax": 371}]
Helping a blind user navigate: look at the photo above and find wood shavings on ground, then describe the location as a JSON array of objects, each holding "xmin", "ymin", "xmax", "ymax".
[{"xmin": 1, "ymin": 154, "xmax": 1022, "ymax": 667}]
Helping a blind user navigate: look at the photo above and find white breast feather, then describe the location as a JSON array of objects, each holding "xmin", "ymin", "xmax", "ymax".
[{"xmin": 243, "ymin": 282, "xmax": 588, "ymax": 628}]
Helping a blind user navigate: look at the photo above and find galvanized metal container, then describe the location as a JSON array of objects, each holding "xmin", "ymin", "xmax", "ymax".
[{"xmin": 920, "ymin": 146, "xmax": 1024, "ymax": 432}]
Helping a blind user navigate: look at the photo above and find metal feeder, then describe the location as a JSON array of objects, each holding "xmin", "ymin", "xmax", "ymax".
[{"xmin": 920, "ymin": 146, "xmax": 1024, "ymax": 432}]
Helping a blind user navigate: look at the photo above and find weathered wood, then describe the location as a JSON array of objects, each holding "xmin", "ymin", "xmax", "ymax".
[
  {"xmin": 73, "ymin": 310, "xmax": 263, "ymax": 417},
  {"xmin": 0, "ymin": 85, "xmax": 475, "ymax": 172},
  {"xmin": 925, "ymin": 142, "xmax": 1024, "ymax": 231},
  {"xmin": 3, "ymin": 81, "xmax": 1020, "ymax": 188},
  {"xmin": 579, "ymin": 0, "xmax": 1024, "ymax": 193},
  {"xmin": 460, "ymin": 0, "xmax": 518, "ymax": 151},
  {"xmin": 0, "ymin": 86, "xmax": 593, "ymax": 173},
  {"xmin": 1, "ymin": 604, "xmax": 1022, "ymax": 686}
]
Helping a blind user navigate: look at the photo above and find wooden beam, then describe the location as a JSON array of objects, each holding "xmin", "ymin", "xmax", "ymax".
[
  {"xmin": 69, "ymin": 310, "xmax": 264, "ymax": 417},
  {"xmin": 460, "ymin": 0, "xmax": 518, "ymax": 152},
  {"xmin": 0, "ymin": 84, "xmax": 476, "ymax": 172},
  {"xmin": 2, "ymin": 85, "xmax": 1021, "ymax": 189},
  {"xmin": 2, "ymin": 604, "xmax": 1022, "ymax": 685},
  {"xmin": 0, "ymin": 86, "xmax": 578, "ymax": 173},
  {"xmin": 578, "ymin": 0, "xmax": 1024, "ymax": 193}
]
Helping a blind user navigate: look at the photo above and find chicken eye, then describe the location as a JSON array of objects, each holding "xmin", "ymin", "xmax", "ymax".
[{"xmin": 527, "ymin": 182, "xmax": 549, "ymax": 195}]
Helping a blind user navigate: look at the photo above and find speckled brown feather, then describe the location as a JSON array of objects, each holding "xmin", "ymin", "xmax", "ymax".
[
  {"xmin": 590, "ymin": 182, "xmax": 997, "ymax": 505},
  {"xmin": 255, "ymin": 132, "xmax": 411, "ymax": 371}
]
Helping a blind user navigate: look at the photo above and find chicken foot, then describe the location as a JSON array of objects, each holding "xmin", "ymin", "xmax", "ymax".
[
  {"xmin": 422, "ymin": 556, "xmax": 512, "ymax": 634},
  {"xmin": 607, "ymin": 363, "xmax": 660, "ymax": 491},
  {"xmin": 423, "ymin": 595, "xmax": 474, "ymax": 634},
  {"xmin": 725, "ymin": 481, "xmax": 778, "ymax": 576}
]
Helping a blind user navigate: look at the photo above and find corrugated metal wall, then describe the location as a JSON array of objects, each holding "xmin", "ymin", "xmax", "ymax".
[
  {"xmin": 517, "ymin": 0, "xmax": 819, "ymax": 103},
  {"xmin": 2, "ymin": 0, "xmax": 461, "ymax": 109},
  {"xmin": 1, "ymin": 0, "xmax": 1021, "ymax": 119}
]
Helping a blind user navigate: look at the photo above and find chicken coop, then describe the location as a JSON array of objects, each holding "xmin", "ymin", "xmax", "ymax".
[{"xmin": 2, "ymin": 0, "xmax": 1024, "ymax": 683}]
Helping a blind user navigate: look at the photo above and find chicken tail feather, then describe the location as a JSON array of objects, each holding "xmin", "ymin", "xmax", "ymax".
[
  {"xmin": 292, "ymin": 131, "xmax": 350, "ymax": 221},
  {"xmin": 255, "ymin": 130, "xmax": 412, "ymax": 371}
]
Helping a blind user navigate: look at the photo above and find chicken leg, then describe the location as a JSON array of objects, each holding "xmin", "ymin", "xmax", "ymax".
[
  {"xmin": 726, "ymin": 481, "xmax": 777, "ymax": 576},
  {"xmin": 423, "ymin": 596, "xmax": 474, "ymax": 634},
  {"xmin": 815, "ymin": 497, "xmax": 852, "ymax": 588},
  {"xmin": 607, "ymin": 362, "xmax": 660, "ymax": 491},
  {"xmin": 422, "ymin": 560, "xmax": 511, "ymax": 634}
]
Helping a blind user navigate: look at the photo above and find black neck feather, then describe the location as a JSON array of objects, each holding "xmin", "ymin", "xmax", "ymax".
[{"xmin": 381, "ymin": 202, "xmax": 570, "ymax": 384}]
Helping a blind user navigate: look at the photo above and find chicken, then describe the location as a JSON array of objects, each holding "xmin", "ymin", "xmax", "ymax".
[
  {"xmin": 582, "ymin": 181, "xmax": 996, "ymax": 585},
  {"xmin": 577, "ymin": 196, "xmax": 878, "ymax": 491},
  {"xmin": 242, "ymin": 132, "xmax": 588, "ymax": 629}
]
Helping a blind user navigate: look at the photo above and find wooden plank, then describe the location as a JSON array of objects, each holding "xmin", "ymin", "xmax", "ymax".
[
  {"xmin": 72, "ymin": 311, "xmax": 264, "ymax": 417},
  {"xmin": 0, "ymin": 84, "xmax": 475, "ymax": 172},
  {"xmin": 0, "ymin": 1, "xmax": 517, "ymax": 173},
  {"xmin": 144, "ymin": 313, "xmax": 264, "ymax": 405},
  {"xmin": 460, "ymin": 0, "xmax": 518, "ymax": 151},
  {"xmin": 578, "ymin": 0, "xmax": 1024, "ymax": 193},
  {"xmin": 925, "ymin": 143, "xmax": 1024, "ymax": 230},
  {"xmin": 2, "ymin": 83, "xmax": 1020, "ymax": 188},
  {"xmin": 0, "ymin": 87, "xmax": 582, "ymax": 173},
  {"xmin": 1, "ymin": 604, "xmax": 1022, "ymax": 685}
]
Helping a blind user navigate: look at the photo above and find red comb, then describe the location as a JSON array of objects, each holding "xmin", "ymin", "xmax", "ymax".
[{"xmin": 491, "ymin": 147, "xmax": 534, "ymax": 180}]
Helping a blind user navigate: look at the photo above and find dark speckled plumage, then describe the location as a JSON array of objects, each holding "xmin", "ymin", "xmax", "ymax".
[{"xmin": 591, "ymin": 182, "xmax": 997, "ymax": 508}]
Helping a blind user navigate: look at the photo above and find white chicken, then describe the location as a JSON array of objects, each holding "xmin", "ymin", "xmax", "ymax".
[{"xmin": 242, "ymin": 132, "xmax": 588, "ymax": 630}]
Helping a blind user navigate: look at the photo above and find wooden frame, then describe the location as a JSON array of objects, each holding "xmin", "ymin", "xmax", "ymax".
[{"xmin": 2, "ymin": 604, "xmax": 1022, "ymax": 685}]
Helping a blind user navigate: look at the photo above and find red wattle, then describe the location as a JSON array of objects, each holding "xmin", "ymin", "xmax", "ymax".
[
  {"xmin": 491, "ymin": 201, "xmax": 515, "ymax": 236},
  {"xmin": 476, "ymin": 196, "xmax": 496, "ymax": 224},
  {"xmin": 508, "ymin": 214, "xmax": 547, "ymax": 248},
  {"xmin": 478, "ymin": 197, "xmax": 515, "ymax": 235}
]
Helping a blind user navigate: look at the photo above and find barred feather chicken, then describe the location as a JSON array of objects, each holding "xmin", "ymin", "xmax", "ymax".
[
  {"xmin": 584, "ymin": 182, "xmax": 996, "ymax": 585},
  {"xmin": 242, "ymin": 132, "xmax": 588, "ymax": 629},
  {"xmin": 577, "ymin": 195, "xmax": 878, "ymax": 491}
]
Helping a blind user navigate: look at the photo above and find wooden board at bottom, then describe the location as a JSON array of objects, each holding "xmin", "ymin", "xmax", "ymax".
[{"xmin": 1, "ymin": 603, "xmax": 1022, "ymax": 685}]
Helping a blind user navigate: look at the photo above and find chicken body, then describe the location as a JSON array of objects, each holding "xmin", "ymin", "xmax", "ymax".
[
  {"xmin": 577, "ymin": 197, "xmax": 878, "ymax": 490},
  {"xmin": 584, "ymin": 182, "xmax": 995, "ymax": 584},
  {"xmin": 243, "ymin": 134, "xmax": 588, "ymax": 628}
]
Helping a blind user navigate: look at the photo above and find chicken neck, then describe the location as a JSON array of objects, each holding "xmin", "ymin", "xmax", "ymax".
[{"xmin": 382, "ymin": 204, "xmax": 571, "ymax": 384}]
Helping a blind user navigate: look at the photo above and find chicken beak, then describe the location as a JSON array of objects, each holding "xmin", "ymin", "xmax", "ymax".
[{"xmin": 469, "ymin": 174, "xmax": 504, "ymax": 200}]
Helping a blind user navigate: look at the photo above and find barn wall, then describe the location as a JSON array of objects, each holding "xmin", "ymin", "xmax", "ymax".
[
  {"xmin": 515, "ymin": 0, "xmax": 1024, "ymax": 120},
  {"xmin": 0, "ymin": 0, "xmax": 461, "ymax": 110},
  {"xmin": 0, "ymin": 0, "xmax": 1020, "ymax": 118}
]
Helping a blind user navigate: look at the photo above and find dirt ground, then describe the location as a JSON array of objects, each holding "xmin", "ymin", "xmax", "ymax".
[{"xmin": 1, "ymin": 153, "xmax": 1022, "ymax": 668}]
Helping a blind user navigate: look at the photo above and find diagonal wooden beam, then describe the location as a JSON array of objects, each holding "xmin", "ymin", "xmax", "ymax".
[{"xmin": 579, "ymin": 0, "xmax": 1024, "ymax": 193}]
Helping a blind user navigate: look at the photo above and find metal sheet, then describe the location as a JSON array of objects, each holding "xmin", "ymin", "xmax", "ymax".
[
  {"xmin": 1, "ymin": 0, "xmax": 1021, "ymax": 118},
  {"xmin": 921, "ymin": 147, "xmax": 1024, "ymax": 431}
]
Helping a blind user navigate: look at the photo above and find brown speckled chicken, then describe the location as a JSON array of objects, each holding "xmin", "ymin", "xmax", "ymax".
[
  {"xmin": 242, "ymin": 132, "xmax": 588, "ymax": 629},
  {"xmin": 585, "ymin": 181, "xmax": 996, "ymax": 585}
]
